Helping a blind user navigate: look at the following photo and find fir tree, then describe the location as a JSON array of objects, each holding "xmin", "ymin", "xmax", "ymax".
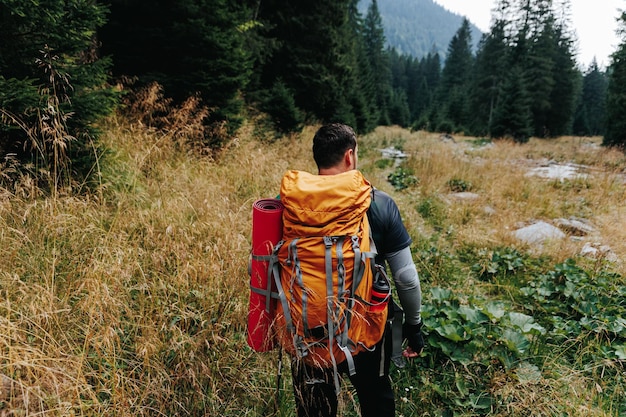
[
  {"xmin": 256, "ymin": 0, "xmax": 357, "ymax": 125},
  {"xmin": 524, "ymin": 3, "xmax": 556, "ymax": 137},
  {"xmin": 573, "ymin": 59, "xmax": 607, "ymax": 136},
  {"xmin": 604, "ymin": 10, "xmax": 626, "ymax": 148},
  {"xmin": 470, "ymin": 19, "xmax": 509, "ymax": 136},
  {"xmin": 418, "ymin": 51, "xmax": 442, "ymax": 130},
  {"xmin": 491, "ymin": 64, "xmax": 533, "ymax": 142},
  {"xmin": 437, "ymin": 18, "xmax": 474, "ymax": 132},
  {"xmin": 544, "ymin": 18, "xmax": 579, "ymax": 137},
  {"xmin": 344, "ymin": 0, "xmax": 378, "ymax": 132},
  {"xmin": 0, "ymin": 0, "xmax": 117, "ymax": 183},
  {"xmin": 101, "ymin": 0, "xmax": 252, "ymax": 133},
  {"xmin": 363, "ymin": 0, "xmax": 393, "ymax": 125}
]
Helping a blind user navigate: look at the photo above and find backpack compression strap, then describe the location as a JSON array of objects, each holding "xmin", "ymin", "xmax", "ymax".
[
  {"xmin": 250, "ymin": 252, "xmax": 280, "ymax": 313},
  {"xmin": 323, "ymin": 236, "xmax": 344, "ymax": 393}
]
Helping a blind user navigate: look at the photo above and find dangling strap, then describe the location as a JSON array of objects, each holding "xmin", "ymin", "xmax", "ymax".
[
  {"xmin": 378, "ymin": 331, "xmax": 386, "ymax": 377},
  {"xmin": 390, "ymin": 300, "xmax": 406, "ymax": 369}
]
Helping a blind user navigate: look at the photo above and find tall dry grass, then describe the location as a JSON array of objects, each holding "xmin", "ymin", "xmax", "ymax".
[
  {"xmin": 0, "ymin": 102, "xmax": 318, "ymax": 416},
  {"xmin": 360, "ymin": 127, "xmax": 626, "ymax": 276},
  {"xmin": 1, "ymin": 119, "xmax": 624, "ymax": 416}
]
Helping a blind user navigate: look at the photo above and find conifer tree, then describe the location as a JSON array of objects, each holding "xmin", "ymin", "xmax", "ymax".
[
  {"xmin": 0, "ymin": 0, "xmax": 117, "ymax": 181},
  {"xmin": 255, "ymin": 0, "xmax": 357, "ymax": 126},
  {"xmin": 544, "ymin": 18, "xmax": 579, "ymax": 136},
  {"xmin": 604, "ymin": 10, "xmax": 626, "ymax": 148},
  {"xmin": 418, "ymin": 51, "xmax": 442, "ymax": 130},
  {"xmin": 573, "ymin": 59, "xmax": 607, "ymax": 136},
  {"xmin": 491, "ymin": 64, "xmax": 533, "ymax": 142},
  {"xmin": 404, "ymin": 55, "xmax": 424, "ymax": 123},
  {"xmin": 363, "ymin": 0, "xmax": 393, "ymax": 125},
  {"xmin": 345, "ymin": 0, "xmax": 378, "ymax": 132},
  {"xmin": 101, "ymin": 0, "xmax": 251, "ymax": 133},
  {"xmin": 437, "ymin": 18, "xmax": 474, "ymax": 132},
  {"xmin": 523, "ymin": 1, "xmax": 556, "ymax": 137},
  {"xmin": 471, "ymin": 18, "xmax": 509, "ymax": 135}
]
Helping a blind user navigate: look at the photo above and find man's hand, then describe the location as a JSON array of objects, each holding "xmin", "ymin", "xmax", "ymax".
[{"xmin": 402, "ymin": 322, "xmax": 424, "ymax": 358}]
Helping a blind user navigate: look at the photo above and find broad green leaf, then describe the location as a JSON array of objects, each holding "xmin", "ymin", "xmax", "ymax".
[
  {"xmin": 430, "ymin": 338, "xmax": 473, "ymax": 365},
  {"xmin": 435, "ymin": 323, "xmax": 469, "ymax": 342},
  {"xmin": 509, "ymin": 312, "xmax": 546, "ymax": 335},
  {"xmin": 609, "ymin": 317, "xmax": 626, "ymax": 336},
  {"xmin": 455, "ymin": 372, "xmax": 469, "ymax": 397},
  {"xmin": 458, "ymin": 305, "xmax": 489, "ymax": 324},
  {"xmin": 502, "ymin": 329, "xmax": 530, "ymax": 354},
  {"xmin": 448, "ymin": 346, "xmax": 473, "ymax": 366},
  {"xmin": 484, "ymin": 301, "xmax": 506, "ymax": 321},
  {"xmin": 430, "ymin": 287, "xmax": 452, "ymax": 302}
]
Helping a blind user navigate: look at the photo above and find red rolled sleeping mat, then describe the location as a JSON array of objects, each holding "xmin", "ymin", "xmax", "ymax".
[{"xmin": 247, "ymin": 198, "xmax": 284, "ymax": 352}]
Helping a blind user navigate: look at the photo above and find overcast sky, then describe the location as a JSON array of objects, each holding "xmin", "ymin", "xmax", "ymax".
[{"xmin": 433, "ymin": 0, "xmax": 624, "ymax": 69}]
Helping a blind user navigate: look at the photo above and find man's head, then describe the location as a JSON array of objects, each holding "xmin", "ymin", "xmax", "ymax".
[{"xmin": 312, "ymin": 123, "xmax": 358, "ymax": 175}]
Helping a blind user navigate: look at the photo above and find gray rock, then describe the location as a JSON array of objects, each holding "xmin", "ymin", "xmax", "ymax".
[
  {"xmin": 514, "ymin": 221, "xmax": 566, "ymax": 245},
  {"xmin": 448, "ymin": 192, "xmax": 480, "ymax": 201},
  {"xmin": 380, "ymin": 147, "xmax": 408, "ymax": 159},
  {"xmin": 554, "ymin": 217, "xmax": 596, "ymax": 236},
  {"xmin": 439, "ymin": 133, "xmax": 455, "ymax": 143},
  {"xmin": 580, "ymin": 242, "xmax": 618, "ymax": 262},
  {"xmin": 526, "ymin": 163, "xmax": 589, "ymax": 181}
]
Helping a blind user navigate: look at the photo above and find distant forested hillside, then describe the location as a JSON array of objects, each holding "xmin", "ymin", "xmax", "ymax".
[{"xmin": 359, "ymin": 0, "xmax": 483, "ymax": 58}]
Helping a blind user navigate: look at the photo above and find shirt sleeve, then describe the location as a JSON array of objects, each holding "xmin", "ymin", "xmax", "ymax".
[
  {"xmin": 368, "ymin": 189, "xmax": 412, "ymax": 256},
  {"xmin": 386, "ymin": 246, "xmax": 422, "ymax": 325}
]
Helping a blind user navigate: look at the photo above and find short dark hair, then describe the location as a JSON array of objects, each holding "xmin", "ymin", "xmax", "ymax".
[{"xmin": 312, "ymin": 123, "xmax": 357, "ymax": 170}]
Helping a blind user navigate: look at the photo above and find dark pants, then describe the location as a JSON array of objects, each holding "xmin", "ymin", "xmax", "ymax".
[{"xmin": 291, "ymin": 332, "xmax": 394, "ymax": 417}]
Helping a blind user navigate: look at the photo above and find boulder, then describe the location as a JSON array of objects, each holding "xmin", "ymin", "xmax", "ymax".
[
  {"xmin": 514, "ymin": 221, "xmax": 566, "ymax": 245},
  {"xmin": 554, "ymin": 217, "xmax": 596, "ymax": 236},
  {"xmin": 580, "ymin": 242, "xmax": 618, "ymax": 262},
  {"xmin": 380, "ymin": 147, "xmax": 408, "ymax": 159}
]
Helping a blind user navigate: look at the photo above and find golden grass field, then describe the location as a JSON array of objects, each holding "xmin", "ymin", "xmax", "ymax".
[{"xmin": 0, "ymin": 116, "xmax": 624, "ymax": 416}]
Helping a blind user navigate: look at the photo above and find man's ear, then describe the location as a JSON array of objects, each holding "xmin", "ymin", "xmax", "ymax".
[{"xmin": 344, "ymin": 148, "xmax": 355, "ymax": 169}]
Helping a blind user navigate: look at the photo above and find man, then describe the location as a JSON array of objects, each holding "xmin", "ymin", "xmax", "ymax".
[{"xmin": 291, "ymin": 123, "xmax": 424, "ymax": 417}]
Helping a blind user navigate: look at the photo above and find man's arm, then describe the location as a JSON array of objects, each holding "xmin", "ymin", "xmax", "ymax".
[
  {"xmin": 386, "ymin": 246, "xmax": 424, "ymax": 356},
  {"xmin": 386, "ymin": 246, "xmax": 421, "ymax": 324}
]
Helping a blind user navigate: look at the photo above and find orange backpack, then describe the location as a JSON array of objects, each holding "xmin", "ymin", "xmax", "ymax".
[{"xmin": 269, "ymin": 170, "xmax": 390, "ymax": 384}]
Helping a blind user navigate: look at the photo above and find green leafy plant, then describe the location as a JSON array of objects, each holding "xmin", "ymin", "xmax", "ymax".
[
  {"xmin": 387, "ymin": 166, "xmax": 418, "ymax": 191},
  {"xmin": 447, "ymin": 177, "xmax": 473, "ymax": 192},
  {"xmin": 520, "ymin": 259, "xmax": 626, "ymax": 346},
  {"xmin": 422, "ymin": 288, "xmax": 545, "ymax": 368},
  {"xmin": 416, "ymin": 197, "xmax": 447, "ymax": 231},
  {"xmin": 468, "ymin": 137, "xmax": 492, "ymax": 147},
  {"xmin": 374, "ymin": 158, "xmax": 394, "ymax": 169},
  {"xmin": 411, "ymin": 287, "xmax": 546, "ymax": 413},
  {"xmin": 471, "ymin": 247, "xmax": 529, "ymax": 282}
]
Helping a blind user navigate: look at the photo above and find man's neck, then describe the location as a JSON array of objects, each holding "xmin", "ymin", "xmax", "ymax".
[{"xmin": 318, "ymin": 167, "xmax": 350, "ymax": 176}]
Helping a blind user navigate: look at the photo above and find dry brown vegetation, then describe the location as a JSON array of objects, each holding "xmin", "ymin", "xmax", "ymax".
[
  {"xmin": 361, "ymin": 127, "xmax": 626, "ymax": 276},
  {"xmin": 0, "ymin": 118, "xmax": 624, "ymax": 416}
]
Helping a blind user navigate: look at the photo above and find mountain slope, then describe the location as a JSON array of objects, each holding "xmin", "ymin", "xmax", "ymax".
[{"xmin": 359, "ymin": 0, "xmax": 484, "ymax": 59}]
